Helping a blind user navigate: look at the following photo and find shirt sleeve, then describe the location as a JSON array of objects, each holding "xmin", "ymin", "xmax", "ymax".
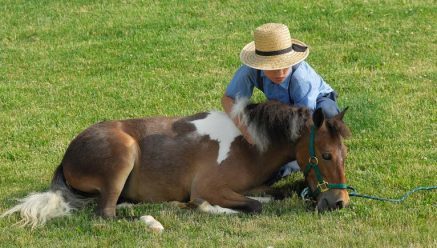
[{"xmin": 225, "ymin": 65, "xmax": 256, "ymax": 100}]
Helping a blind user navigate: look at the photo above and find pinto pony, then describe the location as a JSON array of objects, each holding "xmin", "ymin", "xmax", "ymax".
[{"xmin": 2, "ymin": 99, "xmax": 351, "ymax": 227}]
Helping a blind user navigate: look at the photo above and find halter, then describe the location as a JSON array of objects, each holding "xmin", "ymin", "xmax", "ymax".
[{"xmin": 303, "ymin": 125, "xmax": 349, "ymax": 198}]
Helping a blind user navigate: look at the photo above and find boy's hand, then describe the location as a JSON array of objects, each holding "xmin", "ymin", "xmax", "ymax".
[{"xmin": 240, "ymin": 124, "xmax": 255, "ymax": 145}]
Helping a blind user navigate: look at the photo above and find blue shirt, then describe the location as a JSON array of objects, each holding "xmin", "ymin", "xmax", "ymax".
[{"xmin": 225, "ymin": 61, "xmax": 334, "ymax": 111}]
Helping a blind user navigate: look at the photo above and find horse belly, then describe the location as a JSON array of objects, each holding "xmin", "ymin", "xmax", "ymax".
[
  {"xmin": 121, "ymin": 134, "xmax": 200, "ymax": 203},
  {"xmin": 122, "ymin": 169, "xmax": 191, "ymax": 203}
]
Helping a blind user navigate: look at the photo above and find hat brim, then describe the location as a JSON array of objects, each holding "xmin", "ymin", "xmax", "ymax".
[{"xmin": 240, "ymin": 39, "xmax": 309, "ymax": 70}]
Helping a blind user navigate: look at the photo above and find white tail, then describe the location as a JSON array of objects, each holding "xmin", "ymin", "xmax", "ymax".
[{"xmin": 1, "ymin": 190, "xmax": 72, "ymax": 228}]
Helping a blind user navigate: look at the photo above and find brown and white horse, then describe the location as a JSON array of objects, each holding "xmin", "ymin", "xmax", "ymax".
[{"xmin": 2, "ymin": 99, "xmax": 351, "ymax": 227}]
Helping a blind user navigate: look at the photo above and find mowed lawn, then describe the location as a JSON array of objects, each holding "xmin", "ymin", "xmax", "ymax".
[{"xmin": 0, "ymin": 0, "xmax": 436, "ymax": 247}]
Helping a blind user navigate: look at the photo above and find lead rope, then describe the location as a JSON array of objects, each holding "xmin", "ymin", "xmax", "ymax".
[
  {"xmin": 347, "ymin": 185, "xmax": 437, "ymax": 203},
  {"xmin": 301, "ymin": 185, "xmax": 437, "ymax": 203}
]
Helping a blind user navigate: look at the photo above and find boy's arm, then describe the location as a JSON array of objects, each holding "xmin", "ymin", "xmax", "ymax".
[{"xmin": 221, "ymin": 94, "xmax": 255, "ymax": 145}]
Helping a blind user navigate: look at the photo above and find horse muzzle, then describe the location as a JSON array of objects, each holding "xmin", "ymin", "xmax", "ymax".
[{"xmin": 316, "ymin": 189, "xmax": 350, "ymax": 212}]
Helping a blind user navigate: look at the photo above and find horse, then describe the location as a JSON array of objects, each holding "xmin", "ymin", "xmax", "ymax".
[{"xmin": 2, "ymin": 99, "xmax": 351, "ymax": 227}]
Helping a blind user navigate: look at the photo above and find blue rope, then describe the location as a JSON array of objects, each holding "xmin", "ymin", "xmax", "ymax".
[{"xmin": 301, "ymin": 186, "xmax": 437, "ymax": 203}]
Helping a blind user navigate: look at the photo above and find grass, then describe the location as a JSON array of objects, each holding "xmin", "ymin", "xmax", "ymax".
[{"xmin": 1, "ymin": 0, "xmax": 436, "ymax": 247}]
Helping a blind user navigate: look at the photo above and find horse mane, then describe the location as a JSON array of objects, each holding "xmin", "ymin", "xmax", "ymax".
[{"xmin": 231, "ymin": 98, "xmax": 311, "ymax": 152}]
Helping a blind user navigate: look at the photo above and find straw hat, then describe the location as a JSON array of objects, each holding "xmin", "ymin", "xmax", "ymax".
[{"xmin": 240, "ymin": 23, "xmax": 309, "ymax": 70}]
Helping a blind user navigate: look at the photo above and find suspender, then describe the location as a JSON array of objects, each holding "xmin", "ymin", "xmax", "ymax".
[
  {"xmin": 256, "ymin": 70, "xmax": 264, "ymax": 92},
  {"xmin": 288, "ymin": 80, "xmax": 293, "ymax": 104},
  {"xmin": 256, "ymin": 70, "xmax": 294, "ymax": 105}
]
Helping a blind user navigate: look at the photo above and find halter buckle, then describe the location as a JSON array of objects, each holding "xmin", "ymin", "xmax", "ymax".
[
  {"xmin": 317, "ymin": 181, "xmax": 329, "ymax": 193},
  {"xmin": 308, "ymin": 156, "xmax": 318, "ymax": 165}
]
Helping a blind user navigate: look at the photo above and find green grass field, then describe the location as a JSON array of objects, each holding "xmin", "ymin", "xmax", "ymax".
[{"xmin": 1, "ymin": 0, "xmax": 436, "ymax": 247}]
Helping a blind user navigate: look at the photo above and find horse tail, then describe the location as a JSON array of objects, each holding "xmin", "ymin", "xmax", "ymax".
[{"xmin": 1, "ymin": 164, "xmax": 93, "ymax": 228}]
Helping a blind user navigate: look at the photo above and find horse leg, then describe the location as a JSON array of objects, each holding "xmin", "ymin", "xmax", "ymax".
[
  {"xmin": 192, "ymin": 188, "xmax": 262, "ymax": 214},
  {"xmin": 96, "ymin": 153, "xmax": 137, "ymax": 218},
  {"xmin": 96, "ymin": 172, "xmax": 131, "ymax": 218},
  {"xmin": 98, "ymin": 189, "xmax": 122, "ymax": 218},
  {"xmin": 220, "ymin": 190, "xmax": 263, "ymax": 213},
  {"xmin": 96, "ymin": 137, "xmax": 138, "ymax": 218},
  {"xmin": 247, "ymin": 196, "xmax": 274, "ymax": 203},
  {"xmin": 187, "ymin": 198, "xmax": 239, "ymax": 214}
]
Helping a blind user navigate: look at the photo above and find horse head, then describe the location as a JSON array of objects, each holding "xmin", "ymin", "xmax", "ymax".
[{"xmin": 296, "ymin": 108, "xmax": 351, "ymax": 212}]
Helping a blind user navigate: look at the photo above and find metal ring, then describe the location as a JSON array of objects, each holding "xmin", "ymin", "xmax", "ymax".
[{"xmin": 308, "ymin": 156, "xmax": 318, "ymax": 165}]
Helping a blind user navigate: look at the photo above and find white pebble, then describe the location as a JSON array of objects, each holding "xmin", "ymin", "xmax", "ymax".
[{"xmin": 140, "ymin": 215, "xmax": 164, "ymax": 233}]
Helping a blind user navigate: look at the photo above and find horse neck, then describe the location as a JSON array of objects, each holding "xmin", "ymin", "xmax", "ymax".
[
  {"xmin": 253, "ymin": 143, "xmax": 296, "ymax": 179},
  {"xmin": 258, "ymin": 118, "xmax": 312, "ymax": 165},
  {"xmin": 257, "ymin": 121, "xmax": 311, "ymax": 175}
]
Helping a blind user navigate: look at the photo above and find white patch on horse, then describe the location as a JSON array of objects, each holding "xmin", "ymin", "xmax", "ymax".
[
  {"xmin": 190, "ymin": 111, "xmax": 241, "ymax": 164},
  {"xmin": 247, "ymin": 196, "xmax": 274, "ymax": 203},
  {"xmin": 197, "ymin": 201, "xmax": 239, "ymax": 214}
]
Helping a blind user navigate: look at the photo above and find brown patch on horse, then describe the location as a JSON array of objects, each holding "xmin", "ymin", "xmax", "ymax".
[
  {"xmin": 172, "ymin": 112, "xmax": 208, "ymax": 135},
  {"xmin": 121, "ymin": 117, "xmax": 180, "ymax": 138}
]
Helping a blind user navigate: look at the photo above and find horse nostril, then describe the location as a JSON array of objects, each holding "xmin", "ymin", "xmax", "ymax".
[{"xmin": 336, "ymin": 200, "xmax": 344, "ymax": 209}]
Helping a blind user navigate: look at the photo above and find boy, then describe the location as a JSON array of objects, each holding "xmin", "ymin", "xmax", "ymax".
[{"xmin": 222, "ymin": 23, "xmax": 340, "ymax": 183}]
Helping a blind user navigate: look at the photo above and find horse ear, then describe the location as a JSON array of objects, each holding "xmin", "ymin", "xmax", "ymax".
[
  {"xmin": 313, "ymin": 108, "xmax": 325, "ymax": 128},
  {"xmin": 330, "ymin": 107, "xmax": 352, "ymax": 138},
  {"xmin": 335, "ymin": 107, "xmax": 349, "ymax": 121}
]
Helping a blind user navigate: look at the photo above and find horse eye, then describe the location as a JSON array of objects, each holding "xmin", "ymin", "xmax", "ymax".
[{"xmin": 322, "ymin": 152, "xmax": 332, "ymax": 160}]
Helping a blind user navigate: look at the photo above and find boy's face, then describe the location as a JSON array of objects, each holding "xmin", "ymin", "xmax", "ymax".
[{"xmin": 263, "ymin": 67, "xmax": 292, "ymax": 84}]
